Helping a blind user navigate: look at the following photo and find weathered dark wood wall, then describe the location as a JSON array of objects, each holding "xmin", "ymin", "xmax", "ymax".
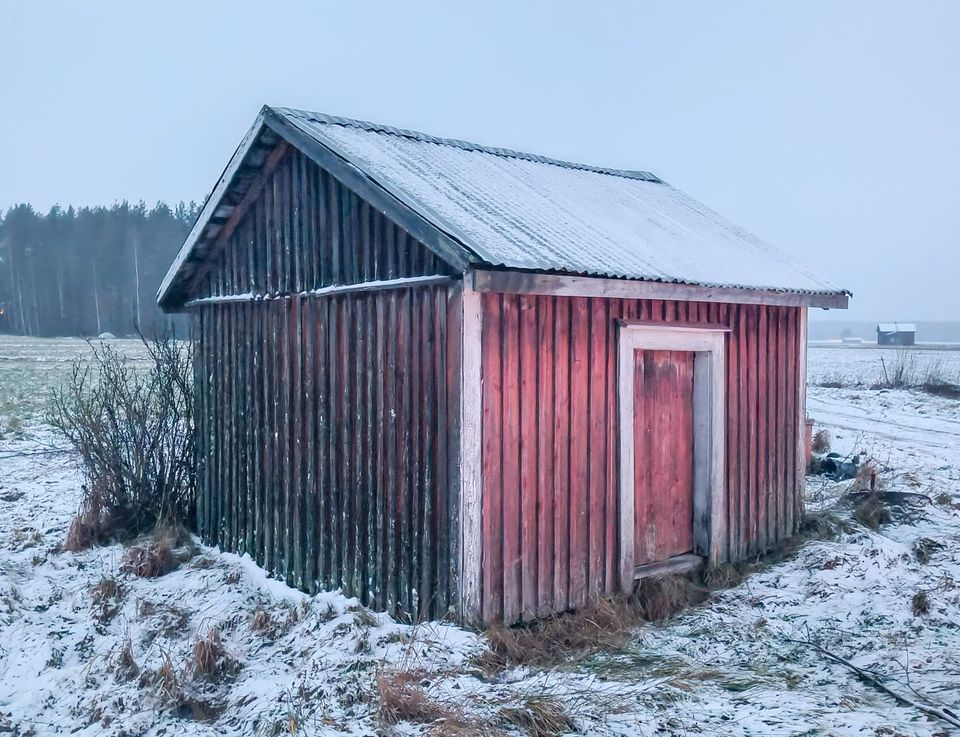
[
  {"xmin": 479, "ymin": 293, "xmax": 804, "ymax": 623},
  {"xmin": 190, "ymin": 146, "xmax": 461, "ymax": 619},
  {"xmin": 194, "ymin": 145, "xmax": 455, "ymax": 300}
]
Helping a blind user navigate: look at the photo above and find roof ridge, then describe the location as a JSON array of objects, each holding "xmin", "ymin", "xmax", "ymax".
[{"xmin": 270, "ymin": 106, "xmax": 662, "ymax": 183}]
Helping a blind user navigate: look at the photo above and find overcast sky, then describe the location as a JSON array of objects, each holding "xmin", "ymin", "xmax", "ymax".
[{"xmin": 2, "ymin": 1, "xmax": 957, "ymax": 321}]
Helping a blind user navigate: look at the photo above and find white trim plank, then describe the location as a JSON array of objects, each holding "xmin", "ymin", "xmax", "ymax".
[
  {"xmin": 473, "ymin": 270, "xmax": 848, "ymax": 310},
  {"xmin": 182, "ymin": 275, "xmax": 454, "ymax": 307},
  {"xmin": 458, "ymin": 280, "xmax": 484, "ymax": 622},
  {"xmin": 617, "ymin": 324, "xmax": 727, "ymax": 592},
  {"xmin": 795, "ymin": 307, "xmax": 809, "ymax": 530}
]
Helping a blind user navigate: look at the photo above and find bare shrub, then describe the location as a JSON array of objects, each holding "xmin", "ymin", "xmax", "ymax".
[
  {"xmin": 376, "ymin": 668, "xmax": 451, "ymax": 725},
  {"xmin": 498, "ymin": 697, "xmax": 573, "ymax": 737},
  {"xmin": 50, "ymin": 335, "xmax": 194, "ymax": 549},
  {"xmin": 879, "ymin": 350, "xmax": 918, "ymax": 389}
]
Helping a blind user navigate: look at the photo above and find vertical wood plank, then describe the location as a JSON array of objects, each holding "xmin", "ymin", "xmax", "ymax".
[
  {"xmin": 518, "ymin": 294, "xmax": 538, "ymax": 620},
  {"xmin": 500, "ymin": 294, "xmax": 522, "ymax": 624},
  {"xmin": 481, "ymin": 292, "xmax": 503, "ymax": 622},
  {"xmin": 535, "ymin": 296, "xmax": 555, "ymax": 616},
  {"xmin": 568, "ymin": 296, "xmax": 590, "ymax": 608},
  {"xmin": 587, "ymin": 298, "xmax": 608, "ymax": 596},
  {"xmin": 552, "ymin": 297, "xmax": 571, "ymax": 613}
]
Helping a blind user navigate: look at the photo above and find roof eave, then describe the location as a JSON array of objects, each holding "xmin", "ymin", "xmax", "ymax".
[{"xmin": 471, "ymin": 268, "xmax": 850, "ymax": 310}]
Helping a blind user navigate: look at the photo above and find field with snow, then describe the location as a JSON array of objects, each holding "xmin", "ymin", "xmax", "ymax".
[{"xmin": 1, "ymin": 336, "xmax": 959, "ymax": 736}]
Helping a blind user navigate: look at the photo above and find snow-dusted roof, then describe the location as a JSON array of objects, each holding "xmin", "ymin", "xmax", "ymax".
[
  {"xmin": 274, "ymin": 108, "xmax": 844, "ymax": 296},
  {"xmin": 159, "ymin": 106, "xmax": 848, "ymax": 308},
  {"xmin": 878, "ymin": 323, "xmax": 917, "ymax": 333}
]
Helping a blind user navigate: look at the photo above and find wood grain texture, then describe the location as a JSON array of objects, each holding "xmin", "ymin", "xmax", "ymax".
[{"xmin": 478, "ymin": 295, "xmax": 805, "ymax": 623}]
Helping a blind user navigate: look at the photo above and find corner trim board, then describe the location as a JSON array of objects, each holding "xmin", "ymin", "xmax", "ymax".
[{"xmin": 459, "ymin": 280, "xmax": 483, "ymax": 622}]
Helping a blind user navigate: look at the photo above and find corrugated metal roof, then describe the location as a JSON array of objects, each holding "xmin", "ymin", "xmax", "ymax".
[
  {"xmin": 274, "ymin": 107, "xmax": 846, "ymax": 296},
  {"xmin": 878, "ymin": 323, "xmax": 917, "ymax": 333}
]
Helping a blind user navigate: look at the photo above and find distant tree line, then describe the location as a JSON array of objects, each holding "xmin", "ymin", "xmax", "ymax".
[{"xmin": 0, "ymin": 201, "xmax": 200, "ymax": 337}]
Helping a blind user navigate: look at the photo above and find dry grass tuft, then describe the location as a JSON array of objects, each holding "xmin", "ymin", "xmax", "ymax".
[
  {"xmin": 812, "ymin": 429, "xmax": 832, "ymax": 454},
  {"xmin": 156, "ymin": 650, "xmax": 181, "ymax": 703},
  {"xmin": 702, "ymin": 562, "xmax": 746, "ymax": 590},
  {"xmin": 799, "ymin": 509, "xmax": 854, "ymax": 542},
  {"xmin": 635, "ymin": 574, "xmax": 709, "ymax": 623},
  {"xmin": 912, "ymin": 591, "xmax": 929, "ymax": 617},
  {"xmin": 251, "ymin": 608, "xmax": 274, "ymax": 634},
  {"xmin": 852, "ymin": 493, "xmax": 893, "ymax": 530},
  {"xmin": 63, "ymin": 513, "xmax": 98, "ymax": 553},
  {"xmin": 114, "ymin": 637, "xmax": 139, "ymax": 681},
  {"xmin": 121, "ymin": 531, "xmax": 180, "ymax": 578},
  {"xmin": 498, "ymin": 697, "xmax": 573, "ymax": 737},
  {"xmin": 191, "ymin": 627, "xmax": 237, "ymax": 681},
  {"xmin": 90, "ymin": 577, "xmax": 124, "ymax": 624},
  {"xmin": 425, "ymin": 717, "xmax": 501, "ymax": 737},
  {"xmin": 483, "ymin": 596, "xmax": 646, "ymax": 669},
  {"xmin": 913, "ymin": 538, "xmax": 942, "ymax": 565},
  {"xmin": 375, "ymin": 668, "xmax": 451, "ymax": 725}
]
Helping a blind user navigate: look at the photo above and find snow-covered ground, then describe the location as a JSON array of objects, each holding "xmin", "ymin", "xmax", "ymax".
[
  {"xmin": 808, "ymin": 344, "xmax": 960, "ymax": 388},
  {"xmin": 1, "ymin": 336, "xmax": 959, "ymax": 736}
]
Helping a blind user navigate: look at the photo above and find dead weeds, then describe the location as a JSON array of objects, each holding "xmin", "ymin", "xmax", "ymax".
[
  {"xmin": 635, "ymin": 575, "xmax": 709, "ymax": 622},
  {"xmin": 853, "ymin": 493, "xmax": 893, "ymax": 530},
  {"xmin": 812, "ymin": 429, "xmax": 832, "ymax": 454},
  {"xmin": 912, "ymin": 591, "xmax": 930, "ymax": 617},
  {"xmin": 375, "ymin": 668, "xmax": 451, "ymax": 725},
  {"xmin": 114, "ymin": 637, "xmax": 139, "ymax": 681},
  {"xmin": 498, "ymin": 697, "xmax": 574, "ymax": 737},
  {"xmin": 482, "ymin": 575, "xmax": 708, "ymax": 670},
  {"xmin": 190, "ymin": 627, "xmax": 238, "ymax": 681},
  {"xmin": 90, "ymin": 577, "xmax": 124, "ymax": 625},
  {"xmin": 914, "ymin": 538, "xmax": 943, "ymax": 564}
]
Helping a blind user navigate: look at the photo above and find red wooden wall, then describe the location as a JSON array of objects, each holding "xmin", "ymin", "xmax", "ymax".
[{"xmin": 479, "ymin": 293, "xmax": 805, "ymax": 623}]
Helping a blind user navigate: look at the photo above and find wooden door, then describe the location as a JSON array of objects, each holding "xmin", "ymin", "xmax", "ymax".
[{"xmin": 632, "ymin": 349, "xmax": 696, "ymax": 566}]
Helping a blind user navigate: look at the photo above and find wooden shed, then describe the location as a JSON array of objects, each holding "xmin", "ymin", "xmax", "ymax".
[
  {"xmin": 159, "ymin": 107, "xmax": 849, "ymax": 624},
  {"xmin": 877, "ymin": 323, "xmax": 916, "ymax": 346}
]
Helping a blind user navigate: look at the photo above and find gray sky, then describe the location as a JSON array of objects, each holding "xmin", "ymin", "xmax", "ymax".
[{"xmin": 2, "ymin": 1, "xmax": 957, "ymax": 321}]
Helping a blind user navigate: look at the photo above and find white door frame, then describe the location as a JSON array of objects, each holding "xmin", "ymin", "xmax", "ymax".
[{"xmin": 617, "ymin": 324, "xmax": 727, "ymax": 591}]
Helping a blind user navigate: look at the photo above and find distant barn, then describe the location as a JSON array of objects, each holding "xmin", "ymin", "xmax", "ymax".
[
  {"xmin": 877, "ymin": 322, "xmax": 916, "ymax": 346},
  {"xmin": 159, "ymin": 107, "xmax": 849, "ymax": 624}
]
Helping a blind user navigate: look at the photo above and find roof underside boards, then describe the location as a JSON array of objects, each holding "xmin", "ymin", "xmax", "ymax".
[
  {"xmin": 158, "ymin": 105, "xmax": 849, "ymax": 309},
  {"xmin": 275, "ymin": 107, "xmax": 845, "ymax": 297}
]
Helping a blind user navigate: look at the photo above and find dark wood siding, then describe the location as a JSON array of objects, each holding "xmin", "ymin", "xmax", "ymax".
[
  {"xmin": 479, "ymin": 294, "xmax": 804, "ymax": 624},
  {"xmin": 194, "ymin": 286, "xmax": 459, "ymax": 619},
  {"xmin": 189, "ymin": 150, "xmax": 462, "ymax": 620},
  {"xmin": 193, "ymin": 146, "xmax": 455, "ymax": 300}
]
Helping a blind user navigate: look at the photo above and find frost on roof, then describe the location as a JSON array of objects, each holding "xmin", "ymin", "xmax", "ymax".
[{"xmin": 278, "ymin": 108, "xmax": 845, "ymax": 295}]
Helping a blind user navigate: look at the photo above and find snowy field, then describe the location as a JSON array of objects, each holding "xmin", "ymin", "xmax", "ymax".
[
  {"xmin": 808, "ymin": 344, "xmax": 960, "ymax": 388},
  {"xmin": 1, "ymin": 336, "xmax": 959, "ymax": 736}
]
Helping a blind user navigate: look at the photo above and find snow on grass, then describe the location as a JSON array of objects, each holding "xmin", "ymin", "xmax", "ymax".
[
  {"xmin": 1, "ymin": 336, "xmax": 959, "ymax": 735},
  {"xmin": 808, "ymin": 344, "xmax": 960, "ymax": 389}
]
